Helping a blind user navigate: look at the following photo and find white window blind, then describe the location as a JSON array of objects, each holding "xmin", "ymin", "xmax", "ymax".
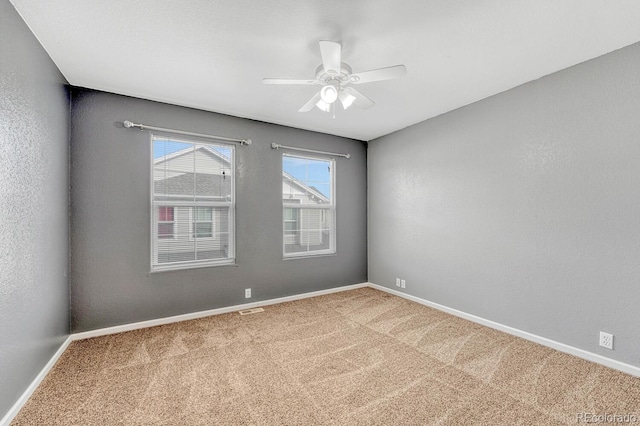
[
  {"xmin": 151, "ymin": 135, "xmax": 235, "ymax": 271},
  {"xmin": 282, "ymin": 153, "xmax": 335, "ymax": 257}
]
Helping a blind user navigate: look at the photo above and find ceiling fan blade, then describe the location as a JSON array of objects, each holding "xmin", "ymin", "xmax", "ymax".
[
  {"xmin": 263, "ymin": 78, "xmax": 319, "ymax": 85},
  {"xmin": 298, "ymin": 91, "xmax": 322, "ymax": 112},
  {"xmin": 319, "ymin": 40, "xmax": 342, "ymax": 75},
  {"xmin": 343, "ymin": 87, "xmax": 375, "ymax": 109},
  {"xmin": 349, "ymin": 65, "xmax": 407, "ymax": 84}
]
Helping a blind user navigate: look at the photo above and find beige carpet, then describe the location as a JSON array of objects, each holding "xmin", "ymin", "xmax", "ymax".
[{"xmin": 12, "ymin": 287, "xmax": 640, "ymax": 425}]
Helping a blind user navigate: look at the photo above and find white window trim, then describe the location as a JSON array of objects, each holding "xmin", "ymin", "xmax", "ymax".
[
  {"xmin": 150, "ymin": 133, "xmax": 236, "ymax": 272},
  {"xmin": 282, "ymin": 153, "xmax": 336, "ymax": 259}
]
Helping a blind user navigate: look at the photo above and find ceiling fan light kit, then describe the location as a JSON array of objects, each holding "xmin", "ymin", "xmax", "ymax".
[
  {"xmin": 264, "ymin": 41, "xmax": 406, "ymax": 115},
  {"xmin": 315, "ymin": 98, "xmax": 331, "ymax": 113},
  {"xmin": 320, "ymin": 82, "xmax": 339, "ymax": 104},
  {"xmin": 338, "ymin": 90, "xmax": 356, "ymax": 110}
]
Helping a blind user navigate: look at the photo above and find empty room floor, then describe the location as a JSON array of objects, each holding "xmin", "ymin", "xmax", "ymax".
[{"xmin": 12, "ymin": 288, "xmax": 640, "ymax": 425}]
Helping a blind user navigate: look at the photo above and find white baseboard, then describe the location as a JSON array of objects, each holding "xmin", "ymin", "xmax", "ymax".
[
  {"xmin": 367, "ymin": 282, "xmax": 640, "ymax": 378},
  {"xmin": 0, "ymin": 336, "xmax": 73, "ymax": 426},
  {"xmin": 71, "ymin": 282, "xmax": 369, "ymax": 341}
]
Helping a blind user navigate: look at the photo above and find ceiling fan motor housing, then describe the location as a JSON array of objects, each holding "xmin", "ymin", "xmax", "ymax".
[{"xmin": 315, "ymin": 63, "xmax": 353, "ymax": 85}]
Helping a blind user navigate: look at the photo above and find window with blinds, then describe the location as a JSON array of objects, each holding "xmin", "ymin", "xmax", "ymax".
[
  {"xmin": 152, "ymin": 135, "xmax": 235, "ymax": 271},
  {"xmin": 282, "ymin": 153, "xmax": 335, "ymax": 257}
]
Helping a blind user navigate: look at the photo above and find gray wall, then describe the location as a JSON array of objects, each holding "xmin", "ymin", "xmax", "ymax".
[
  {"xmin": 0, "ymin": 0, "xmax": 70, "ymax": 418},
  {"xmin": 70, "ymin": 89, "xmax": 367, "ymax": 332},
  {"xmin": 368, "ymin": 43, "xmax": 640, "ymax": 367}
]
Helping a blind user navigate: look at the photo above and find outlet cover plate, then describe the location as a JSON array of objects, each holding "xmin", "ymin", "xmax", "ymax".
[{"xmin": 599, "ymin": 331, "xmax": 613, "ymax": 350}]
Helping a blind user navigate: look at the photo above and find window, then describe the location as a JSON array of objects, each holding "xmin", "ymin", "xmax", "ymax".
[
  {"xmin": 157, "ymin": 206, "xmax": 175, "ymax": 239},
  {"xmin": 152, "ymin": 135, "xmax": 235, "ymax": 271},
  {"xmin": 283, "ymin": 206, "xmax": 299, "ymax": 241},
  {"xmin": 282, "ymin": 153, "xmax": 335, "ymax": 257},
  {"xmin": 193, "ymin": 206, "xmax": 214, "ymax": 239}
]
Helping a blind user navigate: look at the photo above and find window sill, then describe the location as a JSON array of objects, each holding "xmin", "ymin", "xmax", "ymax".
[
  {"xmin": 283, "ymin": 252, "xmax": 336, "ymax": 260},
  {"xmin": 150, "ymin": 259, "xmax": 237, "ymax": 273}
]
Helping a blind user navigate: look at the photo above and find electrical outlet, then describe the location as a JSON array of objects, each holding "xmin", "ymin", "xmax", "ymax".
[
  {"xmin": 395, "ymin": 278, "xmax": 401, "ymax": 287},
  {"xmin": 245, "ymin": 288, "xmax": 251, "ymax": 299},
  {"xmin": 599, "ymin": 331, "xmax": 613, "ymax": 350},
  {"xmin": 400, "ymin": 279, "xmax": 406, "ymax": 289}
]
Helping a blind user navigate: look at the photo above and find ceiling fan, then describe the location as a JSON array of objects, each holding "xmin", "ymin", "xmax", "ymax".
[{"xmin": 263, "ymin": 41, "xmax": 407, "ymax": 114}]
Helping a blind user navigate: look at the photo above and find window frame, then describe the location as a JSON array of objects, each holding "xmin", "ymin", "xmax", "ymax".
[
  {"xmin": 281, "ymin": 153, "xmax": 336, "ymax": 259},
  {"xmin": 150, "ymin": 133, "xmax": 236, "ymax": 272}
]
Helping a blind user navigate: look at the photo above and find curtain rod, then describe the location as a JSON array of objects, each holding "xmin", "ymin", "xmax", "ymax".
[
  {"xmin": 270, "ymin": 143, "xmax": 350, "ymax": 159},
  {"xmin": 123, "ymin": 121, "xmax": 252, "ymax": 146}
]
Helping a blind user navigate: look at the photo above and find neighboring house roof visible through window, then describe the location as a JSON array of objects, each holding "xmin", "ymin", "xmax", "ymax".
[{"xmin": 154, "ymin": 145, "xmax": 328, "ymax": 203}]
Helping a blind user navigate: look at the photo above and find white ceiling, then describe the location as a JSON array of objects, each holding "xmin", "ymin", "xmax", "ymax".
[{"xmin": 10, "ymin": 0, "xmax": 640, "ymax": 141}]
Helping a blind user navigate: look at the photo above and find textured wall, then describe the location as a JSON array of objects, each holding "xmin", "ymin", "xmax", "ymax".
[
  {"xmin": 0, "ymin": 0, "xmax": 70, "ymax": 419},
  {"xmin": 368, "ymin": 43, "xmax": 640, "ymax": 366},
  {"xmin": 70, "ymin": 89, "xmax": 367, "ymax": 332}
]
